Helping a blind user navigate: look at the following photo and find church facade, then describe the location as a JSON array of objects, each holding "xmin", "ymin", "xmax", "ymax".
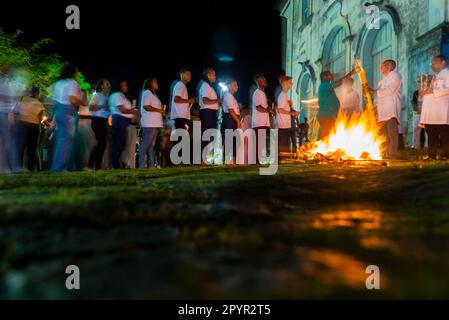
[{"xmin": 278, "ymin": 0, "xmax": 449, "ymax": 144}]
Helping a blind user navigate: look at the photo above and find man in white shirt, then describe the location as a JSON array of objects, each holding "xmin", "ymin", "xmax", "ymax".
[
  {"xmin": 252, "ymin": 73, "xmax": 274, "ymax": 163},
  {"xmin": 338, "ymin": 77, "xmax": 361, "ymax": 117},
  {"xmin": 371, "ymin": 59, "xmax": 402, "ymax": 159},
  {"xmin": 277, "ymin": 76, "xmax": 299, "ymax": 153},
  {"xmin": 171, "ymin": 69, "xmax": 196, "ymax": 131},
  {"xmin": 198, "ymin": 68, "xmax": 221, "ymax": 163},
  {"xmin": 221, "ymin": 79, "xmax": 241, "ymax": 164},
  {"xmin": 420, "ymin": 55, "xmax": 449, "ymax": 160}
]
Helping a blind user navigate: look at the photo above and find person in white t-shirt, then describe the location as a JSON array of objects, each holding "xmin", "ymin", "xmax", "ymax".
[
  {"xmin": 139, "ymin": 78, "xmax": 165, "ymax": 168},
  {"xmin": 198, "ymin": 68, "xmax": 221, "ymax": 161},
  {"xmin": 252, "ymin": 73, "xmax": 274, "ymax": 163},
  {"xmin": 420, "ymin": 55, "xmax": 449, "ymax": 160},
  {"xmin": 276, "ymin": 76, "xmax": 299, "ymax": 153},
  {"xmin": 370, "ymin": 59, "xmax": 403, "ymax": 159},
  {"xmin": 14, "ymin": 86, "xmax": 45, "ymax": 171},
  {"xmin": 109, "ymin": 81, "xmax": 138, "ymax": 169},
  {"xmin": 88, "ymin": 79, "xmax": 111, "ymax": 170},
  {"xmin": 221, "ymin": 79, "xmax": 241, "ymax": 164},
  {"xmin": 170, "ymin": 69, "xmax": 196, "ymax": 163},
  {"xmin": 170, "ymin": 69, "xmax": 196, "ymax": 130},
  {"xmin": 50, "ymin": 64, "xmax": 85, "ymax": 172}
]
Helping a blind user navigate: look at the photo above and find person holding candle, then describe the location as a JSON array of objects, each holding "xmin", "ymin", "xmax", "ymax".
[
  {"xmin": 139, "ymin": 77, "xmax": 164, "ymax": 168},
  {"xmin": 88, "ymin": 79, "xmax": 111, "ymax": 170},
  {"xmin": 276, "ymin": 76, "xmax": 299, "ymax": 153},
  {"xmin": 420, "ymin": 55, "xmax": 449, "ymax": 160},
  {"xmin": 370, "ymin": 60, "xmax": 403, "ymax": 159}
]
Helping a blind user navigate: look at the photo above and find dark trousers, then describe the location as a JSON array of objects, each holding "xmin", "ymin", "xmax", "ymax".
[
  {"xmin": 425, "ymin": 124, "xmax": 449, "ymax": 159},
  {"xmin": 89, "ymin": 117, "xmax": 109, "ymax": 170},
  {"xmin": 16, "ymin": 121, "xmax": 40, "ymax": 171},
  {"xmin": 254, "ymin": 126, "xmax": 270, "ymax": 164},
  {"xmin": 200, "ymin": 109, "xmax": 218, "ymax": 156},
  {"xmin": 111, "ymin": 114, "xmax": 130, "ymax": 169},
  {"xmin": 278, "ymin": 129, "xmax": 291, "ymax": 153},
  {"xmin": 173, "ymin": 118, "xmax": 193, "ymax": 164},
  {"xmin": 221, "ymin": 114, "xmax": 238, "ymax": 162}
]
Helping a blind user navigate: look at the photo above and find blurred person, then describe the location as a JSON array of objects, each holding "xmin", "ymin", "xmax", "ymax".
[
  {"xmin": 412, "ymin": 90, "xmax": 426, "ymax": 149},
  {"xmin": 50, "ymin": 64, "xmax": 85, "ymax": 172},
  {"xmin": 109, "ymin": 80, "xmax": 138, "ymax": 169},
  {"xmin": 338, "ymin": 77, "xmax": 361, "ymax": 117},
  {"xmin": 240, "ymin": 104, "xmax": 252, "ymax": 165},
  {"xmin": 370, "ymin": 60, "xmax": 403, "ymax": 159},
  {"xmin": 88, "ymin": 79, "xmax": 111, "ymax": 170},
  {"xmin": 139, "ymin": 78, "xmax": 164, "ymax": 168},
  {"xmin": 14, "ymin": 86, "xmax": 45, "ymax": 171},
  {"xmin": 0, "ymin": 72, "xmax": 11, "ymax": 173}
]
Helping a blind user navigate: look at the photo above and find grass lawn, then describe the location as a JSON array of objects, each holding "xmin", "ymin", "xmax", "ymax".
[{"xmin": 1, "ymin": 161, "xmax": 449, "ymax": 299}]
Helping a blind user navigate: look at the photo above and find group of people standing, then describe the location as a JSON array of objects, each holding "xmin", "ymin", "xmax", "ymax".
[
  {"xmin": 0, "ymin": 64, "xmax": 303, "ymax": 173},
  {"xmin": 2, "ymin": 54, "xmax": 448, "ymax": 174},
  {"xmin": 317, "ymin": 55, "xmax": 449, "ymax": 160}
]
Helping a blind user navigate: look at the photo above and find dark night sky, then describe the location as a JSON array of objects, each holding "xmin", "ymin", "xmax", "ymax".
[{"xmin": 1, "ymin": 0, "xmax": 283, "ymax": 104}]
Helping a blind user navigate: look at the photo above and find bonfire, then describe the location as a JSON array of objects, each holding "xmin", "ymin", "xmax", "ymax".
[{"xmin": 298, "ymin": 108, "xmax": 385, "ymax": 162}]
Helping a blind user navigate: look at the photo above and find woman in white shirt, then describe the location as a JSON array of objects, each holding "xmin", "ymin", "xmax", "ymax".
[
  {"xmin": 88, "ymin": 79, "xmax": 111, "ymax": 170},
  {"xmin": 139, "ymin": 78, "xmax": 164, "ymax": 168},
  {"xmin": 50, "ymin": 64, "xmax": 85, "ymax": 172}
]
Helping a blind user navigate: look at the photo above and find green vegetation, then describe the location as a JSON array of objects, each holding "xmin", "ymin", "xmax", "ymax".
[
  {"xmin": 1, "ymin": 162, "xmax": 449, "ymax": 299},
  {"xmin": 0, "ymin": 28, "xmax": 90, "ymax": 94}
]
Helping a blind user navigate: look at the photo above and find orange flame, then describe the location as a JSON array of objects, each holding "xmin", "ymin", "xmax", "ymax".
[{"xmin": 300, "ymin": 109, "xmax": 385, "ymax": 161}]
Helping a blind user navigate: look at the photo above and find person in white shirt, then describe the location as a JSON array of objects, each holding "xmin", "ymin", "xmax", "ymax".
[
  {"xmin": 50, "ymin": 64, "xmax": 85, "ymax": 172},
  {"xmin": 88, "ymin": 79, "xmax": 111, "ymax": 170},
  {"xmin": 14, "ymin": 86, "xmax": 45, "ymax": 171},
  {"xmin": 420, "ymin": 55, "xmax": 449, "ymax": 160},
  {"xmin": 370, "ymin": 59, "xmax": 402, "ymax": 159},
  {"xmin": 221, "ymin": 79, "xmax": 241, "ymax": 164},
  {"xmin": 109, "ymin": 80, "xmax": 138, "ymax": 169},
  {"xmin": 170, "ymin": 68, "xmax": 196, "ymax": 130},
  {"xmin": 139, "ymin": 78, "xmax": 165, "ymax": 168},
  {"xmin": 252, "ymin": 74, "xmax": 274, "ymax": 163},
  {"xmin": 276, "ymin": 76, "xmax": 299, "ymax": 153},
  {"xmin": 338, "ymin": 77, "xmax": 361, "ymax": 117},
  {"xmin": 198, "ymin": 68, "xmax": 221, "ymax": 162}
]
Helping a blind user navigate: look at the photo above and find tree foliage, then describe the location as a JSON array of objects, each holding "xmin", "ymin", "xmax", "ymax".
[{"xmin": 0, "ymin": 28, "xmax": 90, "ymax": 96}]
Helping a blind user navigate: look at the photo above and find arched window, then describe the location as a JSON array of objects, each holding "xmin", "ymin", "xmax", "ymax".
[
  {"xmin": 323, "ymin": 28, "xmax": 346, "ymax": 80},
  {"xmin": 362, "ymin": 20, "xmax": 394, "ymax": 87}
]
